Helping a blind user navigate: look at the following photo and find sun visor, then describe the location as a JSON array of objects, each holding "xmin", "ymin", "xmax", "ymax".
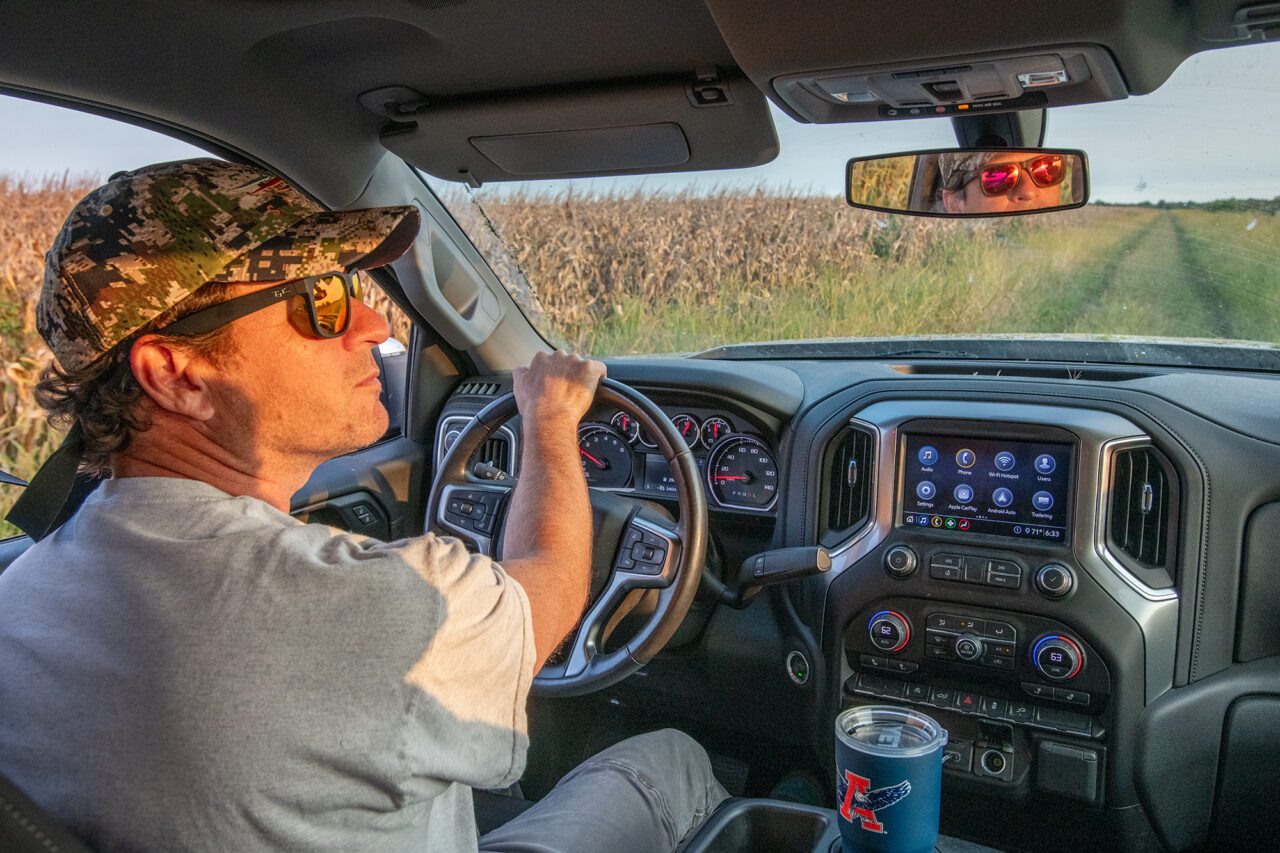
[{"xmin": 378, "ymin": 73, "xmax": 778, "ymax": 184}]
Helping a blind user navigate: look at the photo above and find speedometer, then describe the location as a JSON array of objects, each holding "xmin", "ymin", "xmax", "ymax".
[
  {"xmin": 578, "ymin": 425, "xmax": 633, "ymax": 488},
  {"xmin": 707, "ymin": 435, "xmax": 778, "ymax": 509}
]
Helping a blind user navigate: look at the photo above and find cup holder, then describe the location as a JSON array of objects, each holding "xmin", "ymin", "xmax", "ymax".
[{"xmin": 677, "ymin": 799, "xmax": 840, "ymax": 853}]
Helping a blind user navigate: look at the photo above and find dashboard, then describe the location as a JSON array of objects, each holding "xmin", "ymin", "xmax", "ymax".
[{"xmin": 432, "ymin": 355, "xmax": 1280, "ymax": 853}]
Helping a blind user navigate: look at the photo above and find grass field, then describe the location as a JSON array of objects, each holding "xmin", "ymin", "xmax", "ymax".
[{"xmin": 1, "ymin": 175, "xmax": 1278, "ymax": 536}]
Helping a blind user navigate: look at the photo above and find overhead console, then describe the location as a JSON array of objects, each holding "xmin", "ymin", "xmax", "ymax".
[
  {"xmin": 770, "ymin": 46, "xmax": 1127, "ymax": 124},
  {"xmin": 702, "ymin": 0, "xmax": 1236, "ymax": 123}
]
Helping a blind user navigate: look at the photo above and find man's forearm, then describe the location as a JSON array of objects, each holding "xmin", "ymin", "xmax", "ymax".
[{"xmin": 501, "ymin": 418, "xmax": 593, "ymax": 664}]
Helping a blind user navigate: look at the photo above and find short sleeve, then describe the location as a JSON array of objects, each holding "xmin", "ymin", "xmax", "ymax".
[{"xmin": 370, "ymin": 533, "xmax": 537, "ymax": 793}]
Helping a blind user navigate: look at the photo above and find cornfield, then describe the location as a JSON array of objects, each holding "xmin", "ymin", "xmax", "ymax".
[{"xmin": 3, "ymin": 174, "xmax": 1279, "ymax": 537}]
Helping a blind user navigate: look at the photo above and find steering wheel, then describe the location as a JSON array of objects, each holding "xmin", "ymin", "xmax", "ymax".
[{"xmin": 425, "ymin": 378, "xmax": 708, "ymax": 697}]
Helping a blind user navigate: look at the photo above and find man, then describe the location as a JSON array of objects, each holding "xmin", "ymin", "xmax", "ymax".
[
  {"xmin": 0, "ymin": 159, "xmax": 726, "ymax": 852},
  {"xmin": 937, "ymin": 151, "xmax": 1073, "ymax": 214}
]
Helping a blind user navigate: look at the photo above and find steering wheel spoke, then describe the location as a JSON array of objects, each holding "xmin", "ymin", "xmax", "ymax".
[{"xmin": 437, "ymin": 482, "xmax": 511, "ymax": 553}]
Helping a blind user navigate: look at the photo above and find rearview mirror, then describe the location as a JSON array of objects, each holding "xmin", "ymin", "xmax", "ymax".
[{"xmin": 846, "ymin": 148, "xmax": 1088, "ymax": 217}]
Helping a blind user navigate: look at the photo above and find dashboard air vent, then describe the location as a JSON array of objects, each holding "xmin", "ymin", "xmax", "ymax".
[
  {"xmin": 478, "ymin": 433, "xmax": 512, "ymax": 474},
  {"xmin": 455, "ymin": 380, "xmax": 502, "ymax": 397},
  {"xmin": 820, "ymin": 423, "xmax": 875, "ymax": 547},
  {"xmin": 1108, "ymin": 445, "xmax": 1174, "ymax": 571}
]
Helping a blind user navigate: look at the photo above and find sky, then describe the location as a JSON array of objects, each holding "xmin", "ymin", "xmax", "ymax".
[{"xmin": 3, "ymin": 40, "xmax": 1280, "ymax": 204}]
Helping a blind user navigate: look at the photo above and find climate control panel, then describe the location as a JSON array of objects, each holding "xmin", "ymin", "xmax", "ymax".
[{"xmin": 846, "ymin": 597, "xmax": 1109, "ymax": 716}]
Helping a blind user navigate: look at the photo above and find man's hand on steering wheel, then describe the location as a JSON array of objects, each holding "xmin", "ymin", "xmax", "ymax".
[{"xmin": 513, "ymin": 351, "xmax": 607, "ymax": 430}]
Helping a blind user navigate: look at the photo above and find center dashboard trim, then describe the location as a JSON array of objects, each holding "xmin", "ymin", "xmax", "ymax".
[{"xmin": 821, "ymin": 399, "xmax": 1180, "ymax": 703}]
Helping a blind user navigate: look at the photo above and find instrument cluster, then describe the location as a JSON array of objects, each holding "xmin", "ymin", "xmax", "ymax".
[{"xmin": 577, "ymin": 409, "xmax": 779, "ymax": 512}]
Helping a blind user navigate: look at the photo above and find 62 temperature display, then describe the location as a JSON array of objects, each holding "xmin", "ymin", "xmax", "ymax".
[{"xmin": 707, "ymin": 435, "xmax": 778, "ymax": 510}]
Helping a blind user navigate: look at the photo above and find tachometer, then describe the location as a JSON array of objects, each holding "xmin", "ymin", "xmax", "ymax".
[
  {"xmin": 578, "ymin": 425, "xmax": 633, "ymax": 488},
  {"xmin": 707, "ymin": 435, "xmax": 778, "ymax": 509}
]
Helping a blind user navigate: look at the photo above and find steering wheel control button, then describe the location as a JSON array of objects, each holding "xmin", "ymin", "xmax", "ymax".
[
  {"xmin": 1032, "ymin": 491, "xmax": 1055, "ymax": 511},
  {"xmin": 992, "ymin": 487, "xmax": 1014, "ymax": 507},
  {"xmin": 953, "ymin": 483, "xmax": 974, "ymax": 503},
  {"xmin": 1032, "ymin": 635, "xmax": 1084, "ymax": 681},
  {"xmin": 918, "ymin": 445, "xmax": 939, "ymax": 466},
  {"xmin": 953, "ymin": 634, "xmax": 984, "ymax": 661},
  {"xmin": 955, "ymin": 448, "xmax": 976, "ymax": 468},
  {"xmin": 1035, "ymin": 454, "xmax": 1057, "ymax": 475},
  {"xmin": 884, "ymin": 545, "xmax": 918, "ymax": 578},
  {"xmin": 1035, "ymin": 564, "xmax": 1075, "ymax": 599},
  {"xmin": 868, "ymin": 610, "xmax": 911, "ymax": 653},
  {"xmin": 916, "ymin": 480, "xmax": 937, "ymax": 501},
  {"xmin": 994, "ymin": 451, "xmax": 1016, "ymax": 471}
]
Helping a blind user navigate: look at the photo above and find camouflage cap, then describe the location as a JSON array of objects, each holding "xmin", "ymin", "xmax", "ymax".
[
  {"xmin": 38, "ymin": 158, "xmax": 420, "ymax": 370},
  {"xmin": 938, "ymin": 151, "xmax": 1000, "ymax": 190}
]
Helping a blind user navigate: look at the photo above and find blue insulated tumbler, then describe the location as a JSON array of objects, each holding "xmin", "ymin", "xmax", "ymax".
[{"xmin": 834, "ymin": 705, "xmax": 947, "ymax": 853}]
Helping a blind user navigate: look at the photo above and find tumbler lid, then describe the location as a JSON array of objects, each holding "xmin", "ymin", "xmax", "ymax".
[{"xmin": 836, "ymin": 706, "xmax": 948, "ymax": 758}]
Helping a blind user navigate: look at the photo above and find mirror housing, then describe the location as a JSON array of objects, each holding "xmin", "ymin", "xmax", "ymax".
[{"xmin": 846, "ymin": 148, "xmax": 1088, "ymax": 218}]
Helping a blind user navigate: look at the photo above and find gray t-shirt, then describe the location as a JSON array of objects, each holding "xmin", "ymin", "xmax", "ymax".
[{"xmin": 0, "ymin": 477, "xmax": 536, "ymax": 852}]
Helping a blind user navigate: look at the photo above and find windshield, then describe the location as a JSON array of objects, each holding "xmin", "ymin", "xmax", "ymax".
[{"xmin": 425, "ymin": 41, "xmax": 1280, "ymax": 363}]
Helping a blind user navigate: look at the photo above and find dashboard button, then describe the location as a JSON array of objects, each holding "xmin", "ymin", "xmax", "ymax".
[
  {"xmin": 1035, "ymin": 564, "xmax": 1075, "ymax": 599},
  {"xmin": 927, "ymin": 613, "xmax": 957, "ymax": 631},
  {"xmin": 1006, "ymin": 701, "xmax": 1034, "ymax": 723},
  {"xmin": 985, "ymin": 570, "xmax": 1021, "ymax": 589},
  {"xmin": 980, "ymin": 654, "xmax": 1014, "ymax": 671},
  {"xmin": 931, "ymin": 553, "xmax": 963, "ymax": 569},
  {"xmin": 1035, "ymin": 706, "xmax": 1089, "ymax": 734},
  {"xmin": 980, "ymin": 696, "xmax": 1008, "ymax": 718},
  {"xmin": 954, "ymin": 615, "xmax": 985, "ymax": 634},
  {"xmin": 926, "ymin": 645, "xmax": 954, "ymax": 661},
  {"xmin": 926, "ymin": 631, "xmax": 953, "ymax": 647},
  {"xmin": 873, "ymin": 680, "xmax": 905, "ymax": 700},
  {"xmin": 955, "ymin": 691, "xmax": 981, "ymax": 713},
  {"xmin": 992, "ymin": 487, "xmax": 1014, "ymax": 507},
  {"xmin": 930, "ymin": 563, "xmax": 963, "ymax": 581},
  {"xmin": 1054, "ymin": 688, "xmax": 1091, "ymax": 706},
  {"xmin": 929, "ymin": 687, "xmax": 956, "ymax": 706},
  {"xmin": 984, "ymin": 622, "xmax": 1016, "ymax": 641},
  {"xmin": 989, "ymin": 559, "xmax": 1020, "ymax": 575},
  {"xmin": 954, "ymin": 635, "xmax": 984, "ymax": 661},
  {"xmin": 986, "ymin": 642, "xmax": 1016, "ymax": 658},
  {"xmin": 1022, "ymin": 681, "xmax": 1053, "ymax": 699},
  {"xmin": 962, "ymin": 556, "xmax": 988, "ymax": 582},
  {"xmin": 904, "ymin": 683, "xmax": 930, "ymax": 702},
  {"xmin": 884, "ymin": 546, "xmax": 918, "ymax": 578}
]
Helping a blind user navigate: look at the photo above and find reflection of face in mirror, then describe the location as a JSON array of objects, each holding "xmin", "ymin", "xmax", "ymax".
[{"xmin": 938, "ymin": 152, "xmax": 1070, "ymax": 214}]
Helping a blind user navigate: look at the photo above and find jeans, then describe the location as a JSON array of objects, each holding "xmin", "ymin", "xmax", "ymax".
[{"xmin": 478, "ymin": 729, "xmax": 730, "ymax": 853}]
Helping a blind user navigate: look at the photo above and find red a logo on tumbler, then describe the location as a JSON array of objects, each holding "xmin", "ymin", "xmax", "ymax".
[{"xmin": 839, "ymin": 770, "xmax": 912, "ymax": 834}]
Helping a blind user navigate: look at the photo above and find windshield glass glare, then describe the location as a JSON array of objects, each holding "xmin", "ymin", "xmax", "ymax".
[{"xmin": 425, "ymin": 41, "xmax": 1280, "ymax": 361}]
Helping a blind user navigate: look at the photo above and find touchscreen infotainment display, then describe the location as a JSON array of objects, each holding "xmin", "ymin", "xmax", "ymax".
[{"xmin": 899, "ymin": 434, "xmax": 1073, "ymax": 542}]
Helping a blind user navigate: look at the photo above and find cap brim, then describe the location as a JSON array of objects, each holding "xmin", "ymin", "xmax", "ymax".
[{"xmin": 210, "ymin": 204, "xmax": 421, "ymax": 284}]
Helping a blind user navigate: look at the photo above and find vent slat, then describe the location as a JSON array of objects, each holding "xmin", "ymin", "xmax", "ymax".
[
  {"xmin": 821, "ymin": 425, "xmax": 874, "ymax": 544},
  {"xmin": 1109, "ymin": 446, "xmax": 1171, "ymax": 569}
]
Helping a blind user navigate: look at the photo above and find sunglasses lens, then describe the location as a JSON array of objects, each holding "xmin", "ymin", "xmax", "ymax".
[
  {"xmin": 310, "ymin": 274, "xmax": 349, "ymax": 335},
  {"xmin": 980, "ymin": 164, "xmax": 1019, "ymax": 196},
  {"xmin": 1028, "ymin": 155, "xmax": 1066, "ymax": 187}
]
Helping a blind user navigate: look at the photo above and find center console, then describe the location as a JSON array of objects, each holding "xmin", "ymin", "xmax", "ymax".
[{"xmin": 818, "ymin": 400, "xmax": 1180, "ymax": 817}]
